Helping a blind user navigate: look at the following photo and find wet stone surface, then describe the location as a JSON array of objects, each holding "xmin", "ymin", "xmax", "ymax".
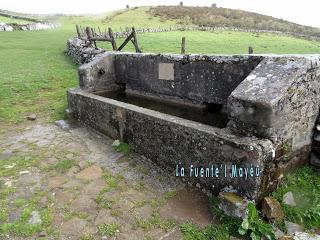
[{"xmin": 0, "ymin": 122, "xmax": 216, "ymax": 239}]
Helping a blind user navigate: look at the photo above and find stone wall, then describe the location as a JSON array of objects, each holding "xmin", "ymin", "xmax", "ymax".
[
  {"xmin": 0, "ymin": 22, "xmax": 56, "ymax": 32},
  {"xmin": 66, "ymin": 38, "xmax": 106, "ymax": 65},
  {"xmin": 68, "ymin": 87, "xmax": 275, "ymax": 201}
]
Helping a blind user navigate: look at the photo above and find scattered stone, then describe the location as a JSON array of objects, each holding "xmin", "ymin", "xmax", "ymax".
[
  {"xmin": 4, "ymin": 163, "xmax": 15, "ymax": 169},
  {"xmin": 261, "ymin": 196, "xmax": 284, "ymax": 222},
  {"xmin": 274, "ymin": 227, "xmax": 285, "ymax": 239},
  {"xmin": 8, "ymin": 210, "xmax": 21, "ymax": 223},
  {"xmin": 293, "ymin": 232, "xmax": 320, "ymax": 240},
  {"xmin": 316, "ymin": 125, "xmax": 320, "ymax": 131},
  {"xmin": 38, "ymin": 231, "xmax": 46, "ymax": 237},
  {"xmin": 218, "ymin": 191, "xmax": 248, "ymax": 219},
  {"xmin": 28, "ymin": 211, "xmax": 41, "ymax": 224},
  {"xmin": 76, "ymin": 165, "xmax": 103, "ymax": 181},
  {"xmin": 39, "ymin": 196, "xmax": 48, "ymax": 208},
  {"xmin": 19, "ymin": 170, "xmax": 30, "ymax": 175},
  {"xmin": 55, "ymin": 120, "xmax": 70, "ymax": 130},
  {"xmin": 0, "ymin": 150, "xmax": 12, "ymax": 160},
  {"xmin": 313, "ymin": 133, "xmax": 320, "ymax": 142},
  {"xmin": 283, "ymin": 192, "xmax": 297, "ymax": 206},
  {"xmin": 112, "ymin": 139, "xmax": 121, "ymax": 147},
  {"xmin": 285, "ymin": 221, "xmax": 304, "ymax": 235},
  {"xmin": 66, "ymin": 153, "xmax": 74, "ymax": 159},
  {"xmin": 26, "ymin": 114, "xmax": 37, "ymax": 121},
  {"xmin": 310, "ymin": 152, "xmax": 320, "ymax": 168},
  {"xmin": 4, "ymin": 180, "xmax": 12, "ymax": 187}
]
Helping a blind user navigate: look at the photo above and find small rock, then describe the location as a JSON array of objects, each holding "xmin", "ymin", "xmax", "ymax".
[
  {"xmin": 54, "ymin": 120, "xmax": 70, "ymax": 130},
  {"xmin": 310, "ymin": 152, "xmax": 320, "ymax": 168},
  {"xmin": 4, "ymin": 180, "xmax": 12, "ymax": 187},
  {"xmin": 0, "ymin": 150, "xmax": 12, "ymax": 160},
  {"xmin": 261, "ymin": 196, "xmax": 284, "ymax": 222},
  {"xmin": 38, "ymin": 231, "xmax": 46, "ymax": 237},
  {"xmin": 19, "ymin": 170, "xmax": 30, "ymax": 175},
  {"xmin": 283, "ymin": 192, "xmax": 297, "ymax": 206},
  {"xmin": 293, "ymin": 232, "xmax": 320, "ymax": 240},
  {"xmin": 28, "ymin": 211, "xmax": 41, "ymax": 224},
  {"xmin": 26, "ymin": 114, "xmax": 37, "ymax": 121},
  {"xmin": 66, "ymin": 153, "xmax": 74, "ymax": 159},
  {"xmin": 218, "ymin": 192, "xmax": 248, "ymax": 219},
  {"xmin": 285, "ymin": 221, "xmax": 303, "ymax": 235},
  {"xmin": 314, "ymin": 133, "xmax": 320, "ymax": 142},
  {"xmin": 274, "ymin": 227, "xmax": 285, "ymax": 239},
  {"xmin": 316, "ymin": 125, "xmax": 320, "ymax": 131},
  {"xmin": 112, "ymin": 139, "xmax": 121, "ymax": 147},
  {"xmin": 4, "ymin": 163, "xmax": 16, "ymax": 169}
]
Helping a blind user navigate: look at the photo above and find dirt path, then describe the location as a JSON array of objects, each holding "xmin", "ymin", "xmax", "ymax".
[{"xmin": 0, "ymin": 121, "xmax": 213, "ymax": 239}]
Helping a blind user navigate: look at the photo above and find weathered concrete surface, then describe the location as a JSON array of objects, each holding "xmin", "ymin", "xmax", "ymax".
[
  {"xmin": 115, "ymin": 53, "xmax": 262, "ymax": 104},
  {"xmin": 78, "ymin": 52, "xmax": 119, "ymax": 92},
  {"xmin": 228, "ymin": 56, "xmax": 320, "ymax": 191},
  {"xmin": 68, "ymin": 52, "xmax": 320, "ymax": 203},
  {"xmin": 68, "ymin": 88, "xmax": 274, "ymax": 201}
]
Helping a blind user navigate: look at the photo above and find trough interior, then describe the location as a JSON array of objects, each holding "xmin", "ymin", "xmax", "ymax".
[{"xmin": 93, "ymin": 90, "xmax": 229, "ymax": 128}]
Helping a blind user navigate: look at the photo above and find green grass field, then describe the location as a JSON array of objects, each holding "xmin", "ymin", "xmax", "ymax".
[
  {"xmin": 1, "ymin": 7, "xmax": 320, "ymax": 124},
  {"xmin": 0, "ymin": 15, "xmax": 32, "ymax": 24}
]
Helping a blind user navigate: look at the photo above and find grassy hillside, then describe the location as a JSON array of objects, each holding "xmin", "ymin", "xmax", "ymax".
[
  {"xmin": 0, "ymin": 15, "xmax": 32, "ymax": 24},
  {"xmin": 150, "ymin": 6, "xmax": 320, "ymax": 40}
]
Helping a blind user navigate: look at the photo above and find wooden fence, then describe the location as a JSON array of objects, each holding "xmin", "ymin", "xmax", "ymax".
[{"xmin": 76, "ymin": 25, "xmax": 141, "ymax": 52}]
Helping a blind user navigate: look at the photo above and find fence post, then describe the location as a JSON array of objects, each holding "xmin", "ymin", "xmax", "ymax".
[
  {"xmin": 76, "ymin": 25, "xmax": 81, "ymax": 38},
  {"xmin": 181, "ymin": 37, "xmax": 186, "ymax": 54},
  {"xmin": 108, "ymin": 27, "xmax": 117, "ymax": 51},
  {"xmin": 131, "ymin": 27, "xmax": 142, "ymax": 53},
  {"xmin": 248, "ymin": 46, "xmax": 253, "ymax": 54}
]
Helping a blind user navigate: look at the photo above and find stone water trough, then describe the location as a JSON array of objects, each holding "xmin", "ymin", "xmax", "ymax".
[{"xmin": 67, "ymin": 52, "xmax": 320, "ymax": 203}]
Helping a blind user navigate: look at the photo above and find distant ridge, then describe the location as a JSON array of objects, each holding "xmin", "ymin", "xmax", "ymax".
[{"xmin": 150, "ymin": 6, "xmax": 320, "ymax": 40}]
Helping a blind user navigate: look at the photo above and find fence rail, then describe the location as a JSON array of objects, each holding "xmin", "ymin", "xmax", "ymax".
[{"xmin": 76, "ymin": 25, "xmax": 141, "ymax": 52}]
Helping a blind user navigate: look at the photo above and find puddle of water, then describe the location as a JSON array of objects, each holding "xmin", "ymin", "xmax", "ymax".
[
  {"xmin": 94, "ymin": 91, "xmax": 229, "ymax": 128},
  {"xmin": 159, "ymin": 188, "xmax": 215, "ymax": 227}
]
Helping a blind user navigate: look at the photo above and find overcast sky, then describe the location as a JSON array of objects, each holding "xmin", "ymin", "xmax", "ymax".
[{"xmin": 1, "ymin": 0, "xmax": 319, "ymax": 28}]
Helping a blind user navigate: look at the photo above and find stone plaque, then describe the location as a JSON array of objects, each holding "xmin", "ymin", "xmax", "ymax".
[{"xmin": 158, "ymin": 63, "xmax": 174, "ymax": 80}]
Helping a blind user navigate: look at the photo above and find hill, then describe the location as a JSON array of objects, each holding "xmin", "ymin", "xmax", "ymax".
[
  {"xmin": 150, "ymin": 6, "xmax": 320, "ymax": 40},
  {"xmin": 0, "ymin": 9, "xmax": 44, "ymax": 23}
]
